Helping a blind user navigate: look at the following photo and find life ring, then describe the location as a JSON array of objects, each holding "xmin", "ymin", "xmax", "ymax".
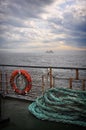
[{"xmin": 10, "ymin": 70, "xmax": 32, "ymax": 95}]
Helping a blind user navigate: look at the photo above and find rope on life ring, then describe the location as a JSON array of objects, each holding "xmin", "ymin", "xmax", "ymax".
[{"xmin": 10, "ymin": 70, "xmax": 32, "ymax": 95}]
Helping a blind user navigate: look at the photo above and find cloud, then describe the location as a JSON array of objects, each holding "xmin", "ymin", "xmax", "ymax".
[
  {"xmin": 0, "ymin": 0, "xmax": 53, "ymax": 19},
  {"xmin": 0, "ymin": 0, "xmax": 86, "ymax": 52},
  {"xmin": 43, "ymin": 0, "xmax": 86, "ymax": 49}
]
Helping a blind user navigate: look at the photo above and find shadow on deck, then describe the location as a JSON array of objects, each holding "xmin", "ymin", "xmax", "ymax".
[{"xmin": 0, "ymin": 97, "xmax": 86, "ymax": 130}]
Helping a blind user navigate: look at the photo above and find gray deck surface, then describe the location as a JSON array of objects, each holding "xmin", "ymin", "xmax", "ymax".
[{"xmin": 0, "ymin": 97, "xmax": 86, "ymax": 130}]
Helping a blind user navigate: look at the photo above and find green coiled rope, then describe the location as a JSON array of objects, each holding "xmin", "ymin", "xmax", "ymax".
[{"xmin": 28, "ymin": 87, "xmax": 86, "ymax": 127}]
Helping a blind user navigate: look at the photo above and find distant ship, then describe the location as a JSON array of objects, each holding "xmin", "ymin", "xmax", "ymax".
[{"xmin": 46, "ymin": 50, "xmax": 54, "ymax": 53}]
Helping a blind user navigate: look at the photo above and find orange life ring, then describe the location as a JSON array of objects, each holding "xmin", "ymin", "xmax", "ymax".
[{"xmin": 10, "ymin": 70, "xmax": 32, "ymax": 95}]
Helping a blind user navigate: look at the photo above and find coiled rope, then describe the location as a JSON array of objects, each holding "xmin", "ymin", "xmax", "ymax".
[{"xmin": 28, "ymin": 87, "xmax": 86, "ymax": 127}]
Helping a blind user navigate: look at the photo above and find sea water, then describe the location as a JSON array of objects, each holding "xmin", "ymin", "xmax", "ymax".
[
  {"xmin": 0, "ymin": 50, "xmax": 86, "ymax": 67},
  {"xmin": 0, "ymin": 50, "xmax": 86, "ymax": 99}
]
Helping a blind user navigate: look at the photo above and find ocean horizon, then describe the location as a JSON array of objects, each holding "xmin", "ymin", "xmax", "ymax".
[
  {"xmin": 0, "ymin": 50, "xmax": 86, "ymax": 68},
  {"xmin": 0, "ymin": 50, "xmax": 86, "ymax": 99}
]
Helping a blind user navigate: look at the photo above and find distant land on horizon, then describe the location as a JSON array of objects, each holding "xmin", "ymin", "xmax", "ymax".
[{"xmin": 46, "ymin": 50, "xmax": 54, "ymax": 53}]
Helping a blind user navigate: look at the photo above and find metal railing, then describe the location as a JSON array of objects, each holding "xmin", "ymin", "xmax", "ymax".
[{"xmin": 0, "ymin": 64, "xmax": 86, "ymax": 101}]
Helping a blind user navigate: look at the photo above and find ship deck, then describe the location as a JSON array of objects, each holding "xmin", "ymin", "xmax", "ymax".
[{"xmin": 0, "ymin": 97, "xmax": 86, "ymax": 130}]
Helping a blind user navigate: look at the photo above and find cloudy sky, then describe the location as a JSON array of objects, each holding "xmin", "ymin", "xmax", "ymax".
[{"xmin": 0, "ymin": 0, "xmax": 86, "ymax": 52}]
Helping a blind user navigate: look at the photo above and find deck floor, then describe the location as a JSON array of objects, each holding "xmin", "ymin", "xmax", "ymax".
[{"xmin": 0, "ymin": 97, "xmax": 86, "ymax": 130}]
